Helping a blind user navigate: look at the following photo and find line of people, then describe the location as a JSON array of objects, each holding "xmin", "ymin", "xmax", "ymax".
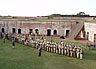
[{"xmin": 0, "ymin": 33, "xmax": 84, "ymax": 59}]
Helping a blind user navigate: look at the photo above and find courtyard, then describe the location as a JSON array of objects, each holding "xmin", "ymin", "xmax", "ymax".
[{"xmin": 0, "ymin": 38, "xmax": 96, "ymax": 69}]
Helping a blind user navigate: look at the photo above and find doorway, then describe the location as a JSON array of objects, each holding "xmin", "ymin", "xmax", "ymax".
[
  {"xmin": 18, "ymin": 29, "xmax": 21, "ymax": 34},
  {"xmin": 53, "ymin": 30, "xmax": 57, "ymax": 35},
  {"xmin": 2, "ymin": 28, "xmax": 4, "ymax": 33},
  {"xmin": 12, "ymin": 28, "xmax": 16, "ymax": 33},
  {"xmin": 87, "ymin": 32, "xmax": 89, "ymax": 40},
  {"xmin": 47, "ymin": 29, "xmax": 51, "ymax": 36},
  {"xmin": 66, "ymin": 30, "xmax": 70, "ymax": 37}
]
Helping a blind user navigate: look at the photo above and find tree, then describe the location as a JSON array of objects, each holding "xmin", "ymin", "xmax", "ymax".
[
  {"xmin": 77, "ymin": 12, "xmax": 86, "ymax": 15},
  {"xmin": 49, "ymin": 14, "xmax": 62, "ymax": 17}
]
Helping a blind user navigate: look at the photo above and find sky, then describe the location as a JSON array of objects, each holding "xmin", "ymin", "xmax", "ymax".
[{"xmin": 0, "ymin": 0, "xmax": 96, "ymax": 16}]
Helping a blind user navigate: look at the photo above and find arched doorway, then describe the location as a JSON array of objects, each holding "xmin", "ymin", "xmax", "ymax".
[
  {"xmin": 66, "ymin": 30, "xmax": 70, "ymax": 37},
  {"xmin": 87, "ymin": 32, "xmax": 89, "ymax": 40},
  {"xmin": 35, "ymin": 29, "xmax": 39, "ymax": 35},
  {"xmin": 2, "ymin": 28, "xmax": 4, "ymax": 33},
  {"xmin": 29, "ymin": 29, "xmax": 33, "ymax": 35},
  {"xmin": 12, "ymin": 28, "xmax": 16, "ymax": 33},
  {"xmin": 47, "ymin": 29, "xmax": 51, "ymax": 36},
  {"xmin": 18, "ymin": 29, "xmax": 21, "ymax": 34},
  {"xmin": 53, "ymin": 30, "xmax": 57, "ymax": 35}
]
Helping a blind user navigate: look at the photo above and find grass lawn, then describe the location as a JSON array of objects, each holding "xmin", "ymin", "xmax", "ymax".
[
  {"xmin": 1, "ymin": 19, "xmax": 96, "ymax": 23},
  {"xmin": 0, "ymin": 38, "xmax": 96, "ymax": 69}
]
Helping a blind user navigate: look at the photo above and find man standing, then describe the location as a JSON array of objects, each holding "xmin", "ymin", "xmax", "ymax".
[
  {"xmin": 86, "ymin": 43, "xmax": 89, "ymax": 49},
  {"xmin": 12, "ymin": 37, "xmax": 15, "ymax": 49},
  {"xmin": 38, "ymin": 46, "xmax": 42, "ymax": 56},
  {"xmin": 3, "ymin": 33, "xmax": 6, "ymax": 43}
]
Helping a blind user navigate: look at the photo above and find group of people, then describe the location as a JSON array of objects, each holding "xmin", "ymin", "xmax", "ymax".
[
  {"xmin": 86, "ymin": 42, "xmax": 96, "ymax": 50},
  {"xmin": 0, "ymin": 33, "xmax": 84, "ymax": 59}
]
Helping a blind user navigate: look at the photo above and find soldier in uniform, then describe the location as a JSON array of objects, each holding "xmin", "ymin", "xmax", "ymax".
[
  {"xmin": 53, "ymin": 43, "xmax": 56, "ymax": 53},
  {"xmin": 64, "ymin": 45, "xmax": 67, "ymax": 56},
  {"xmin": 70, "ymin": 45, "xmax": 73, "ymax": 57},
  {"xmin": 73, "ymin": 47, "xmax": 76, "ymax": 57},
  {"xmin": 67, "ymin": 45, "xmax": 70, "ymax": 56},
  {"xmin": 56, "ymin": 43, "xmax": 59, "ymax": 54},
  {"xmin": 38, "ymin": 46, "xmax": 42, "ymax": 56},
  {"xmin": 77, "ymin": 46, "xmax": 80, "ymax": 58},
  {"xmin": 12, "ymin": 37, "xmax": 15, "ymax": 49},
  {"xmin": 86, "ymin": 43, "xmax": 89, "ymax": 49},
  {"xmin": 3, "ymin": 33, "xmax": 6, "ymax": 43},
  {"xmin": 80, "ymin": 48, "xmax": 83, "ymax": 59},
  {"xmin": 61, "ymin": 45, "xmax": 64, "ymax": 55},
  {"xmin": 58, "ymin": 44, "xmax": 61, "ymax": 54}
]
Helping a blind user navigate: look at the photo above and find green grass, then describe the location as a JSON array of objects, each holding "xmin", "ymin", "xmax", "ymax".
[
  {"xmin": 0, "ymin": 38, "xmax": 96, "ymax": 69},
  {"xmin": 1, "ymin": 19, "xmax": 96, "ymax": 23}
]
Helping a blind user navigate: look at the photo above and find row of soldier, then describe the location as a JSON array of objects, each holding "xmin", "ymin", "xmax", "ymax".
[{"xmin": 0, "ymin": 33, "xmax": 84, "ymax": 59}]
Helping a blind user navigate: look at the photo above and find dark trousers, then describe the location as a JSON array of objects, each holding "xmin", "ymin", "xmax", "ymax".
[{"xmin": 39, "ymin": 51, "xmax": 41, "ymax": 56}]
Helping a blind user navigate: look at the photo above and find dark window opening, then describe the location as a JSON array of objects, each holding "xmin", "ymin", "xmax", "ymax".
[
  {"xmin": 87, "ymin": 32, "xmax": 89, "ymax": 40},
  {"xmin": 2, "ymin": 28, "xmax": 4, "ymax": 33},
  {"xmin": 76, "ymin": 22, "xmax": 79, "ymax": 24},
  {"xmin": 29, "ymin": 29, "xmax": 33, "ymax": 34},
  {"xmin": 53, "ymin": 30, "xmax": 57, "ymax": 35},
  {"xmin": 66, "ymin": 30, "xmax": 70, "ymax": 37},
  {"xmin": 18, "ymin": 29, "xmax": 21, "ymax": 34},
  {"xmin": 47, "ymin": 29, "xmax": 51, "ymax": 36},
  {"xmin": 12, "ymin": 28, "xmax": 16, "ymax": 33},
  {"xmin": 83, "ymin": 31, "xmax": 86, "ymax": 39}
]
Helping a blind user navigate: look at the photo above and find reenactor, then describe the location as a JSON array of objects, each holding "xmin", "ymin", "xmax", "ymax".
[
  {"xmin": 35, "ymin": 41, "xmax": 38, "ymax": 48},
  {"xmin": 38, "ymin": 46, "xmax": 42, "ymax": 56},
  {"xmin": 25, "ymin": 34, "xmax": 28, "ymax": 41},
  {"xmin": 74, "ymin": 46, "xmax": 77, "ymax": 57},
  {"xmin": 73, "ymin": 47, "xmax": 76, "ymax": 57},
  {"xmin": 51, "ymin": 42, "xmax": 54, "ymax": 53},
  {"xmin": 12, "ymin": 37, "xmax": 15, "ymax": 49},
  {"xmin": 58, "ymin": 44, "xmax": 61, "ymax": 54},
  {"xmin": 67, "ymin": 45, "xmax": 70, "ymax": 56},
  {"xmin": 49, "ymin": 43, "xmax": 51, "ymax": 52},
  {"xmin": 42, "ymin": 42, "xmax": 45, "ymax": 50},
  {"xmin": 61, "ymin": 45, "xmax": 64, "ymax": 55},
  {"xmin": 50, "ymin": 43, "xmax": 52, "ymax": 52},
  {"xmin": 44, "ymin": 39, "xmax": 47, "ymax": 51},
  {"xmin": 80, "ymin": 48, "xmax": 84, "ymax": 59},
  {"xmin": 86, "ymin": 43, "xmax": 89, "ymax": 49},
  {"xmin": 30, "ymin": 40, "xmax": 34, "ymax": 48},
  {"xmin": 56, "ymin": 43, "xmax": 59, "ymax": 54},
  {"xmin": 53, "ymin": 43, "xmax": 56, "ymax": 53},
  {"xmin": 32, "ymin": 36, "xmax": 34, "ymax": 40},
  {"xmin": 41, "ymin": 36, "xmax": 44, "ymax": 40},
  {"xmin": 3, "ymin": 33, "xmax": 6, "ymax": 43},
  {"xmin": 46, "ymin": 42, "xmax": 49, "ymax": 52},
  {"xmin": 64, "ymin": 45, "xmax": 67, "ymax": 56},
  {"xmin": 76, "ymin": 46, "xmax": 80, "ymax": 58},
  {"xmin": 70, "ymin": 45, "xmax": 73, "ymax": 57}
]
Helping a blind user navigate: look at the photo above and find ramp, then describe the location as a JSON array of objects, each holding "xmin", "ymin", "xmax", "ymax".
[{"xmin": 67, "ymin": 22, "xmax": 84, "ymax": 40}]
